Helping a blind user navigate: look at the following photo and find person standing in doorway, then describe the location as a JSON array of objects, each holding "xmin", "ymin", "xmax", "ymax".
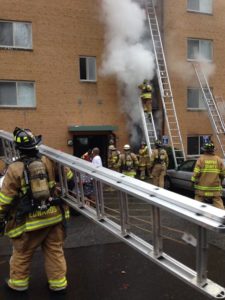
[{"xmin": 92, "ymin": 147, "xmax": 103, "ymax": 167}]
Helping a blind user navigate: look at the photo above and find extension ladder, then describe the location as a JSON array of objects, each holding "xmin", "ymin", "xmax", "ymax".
[
  {"xmin": 145, "ymin": 0, "xmax": 186, "ymax": 167},
  {"xmin": 138, "ymin": 99, "xmax": 157, "ymax": 155},
  {"xmin": 215, "ymin": 96, "xmax": 225, "ymax": 126},
  {"xmin": 193, "ymin": 63, "xmax": 225, "ymax": 157}
]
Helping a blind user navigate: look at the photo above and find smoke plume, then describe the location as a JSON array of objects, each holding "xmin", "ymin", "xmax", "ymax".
[{"xmin": 100, "ymin": 0, "xmax": 155, "ymax": 147}]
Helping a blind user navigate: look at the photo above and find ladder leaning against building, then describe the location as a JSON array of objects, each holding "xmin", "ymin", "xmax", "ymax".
[
  {"xmin": 193, "ymin": 63, "xmax": 225, "ymax": 158},
  {"xmin": 138, "ymin": 99, "xmax": 158, "ymax": 156},
  {"xmin": 145, "ymin": 0, "xmax": 186, "ymax": 168}
]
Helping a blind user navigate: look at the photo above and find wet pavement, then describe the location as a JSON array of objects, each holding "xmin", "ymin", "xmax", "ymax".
[{"xmin": 0, "ymin": 213, "xmax": 225, "ymax": 300}]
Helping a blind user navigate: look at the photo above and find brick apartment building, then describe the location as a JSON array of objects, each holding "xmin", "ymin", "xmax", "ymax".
[{"xmin": 0, "ymin": 0, "xmax": 224, "ymax": 165}]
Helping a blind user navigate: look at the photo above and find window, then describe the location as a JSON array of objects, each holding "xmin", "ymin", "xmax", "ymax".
[
  {"xmin": 187, "ymin": 0, "xmax": 213, "ymax": 14},
  {"xmin": 0, "ymin": 81, "xmax": 35, "ymax": 107},
  {"xmin": 179, "ymin": 160, "xmax": 196, "ymax": 172},
  {"xmin": 187, "ymin": 38, "xmax": 213, "ymax": 61},
  {"xmin": 187, "ymin": 135, "xmax": 211, "ymax": 156},
  {"xmin": 187, "ymin": 88, "xmax": 206, "ymax": 109},
  {"xmin": 0, "ymin": 21, "xmax": 32, "ymax": 49},
  {"xmin": 79, "ymin": 56, "xmax": 97, "ymax": 81}
]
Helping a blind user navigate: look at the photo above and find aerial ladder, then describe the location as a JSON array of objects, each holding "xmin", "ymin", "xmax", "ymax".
[
  {"xmin": 138, "ymin": 99, "xmax": 158, "ymax": 154},
  {"xmin": 193, "ymin": 63, "xmax": 225, "ymax": 157},
  {"xmin": 145, "ymin": 0, "xmax": 186, "ymax": 167}
]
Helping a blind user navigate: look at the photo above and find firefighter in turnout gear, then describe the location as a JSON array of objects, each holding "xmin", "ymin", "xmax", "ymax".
[
  {"xmin": 149, "ymin": 140, "xmax": 169, "ymax": 187},
  {"xmin": 120, "ymin": 144, "xmax": 139, "ymax": 178},
  {"xmin": 0, "ymin": 127, "xmax": 69, "ymax": 292},
  {"xmin": 138, "ymin": 79, "xmax": 153, "ymax": 118},
  {"xmin": 108, "ymin": 145, "xmax": 121, "ymax": 172},
  {"xmin": 191, "ymin": 142, "xmax": 225, "ymax": 209},
  {"xmin": 138, "ymin": 141, "xmax": 150, "ymax": 180}
]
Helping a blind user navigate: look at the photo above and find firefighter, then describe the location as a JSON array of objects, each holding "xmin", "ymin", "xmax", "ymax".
[
  {"xmin": 138, "ymin": 141, "xmax": 150, "ymax": 180},
  {"xmin": 0, "ymin": 127, "xmax": 69, "ymax": 292},
  {"xmin": 149, "ymin": 140, "xmax": 169, "ymax": 187},
  {"xmin": 120, "ymin": 144, "xmax": 139, "ymax": 178},
  {"xmin": 138, "ymin": 79, "xmax": 153, "ymax": 118},
  {"xmin": 108, "ymin": 145, "xmax": 121, "ymax": 172},
  {"xmin": 191, "ymin": 142, "xmax": 225, "ymax": 209}
]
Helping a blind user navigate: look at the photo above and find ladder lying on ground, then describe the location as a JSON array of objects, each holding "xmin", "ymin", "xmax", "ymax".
[
  {"xmin": 1, "ymin": 129, "xmax": 225, "ymax": 299},
  {"xmin": 145, "ymin": 0, "xmax": 186, "ymax": 167},
  {"xmin": 139, "ymin": 99, "xmax": 157, "ymax": 154},
  {"xmin": 193, "ymin": 63, "xmax": 225, "ymax": 157}
]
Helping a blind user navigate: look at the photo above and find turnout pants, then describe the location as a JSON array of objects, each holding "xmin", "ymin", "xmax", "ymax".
[
  {"xmin": 151, "ymin": 164, "xmax": 166, "ymax": 188},
  {"xmin": 195, "ymin": 194, "xmax": 224, "ymax": 210},
  {"xmin": 9, "ymin": 223, "xmax": 67, "ymax": 290}
]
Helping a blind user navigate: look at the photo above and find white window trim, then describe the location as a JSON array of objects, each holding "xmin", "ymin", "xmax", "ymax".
[
  {"xmin": 186, "ymin": 0, "xmax": 213, "ymax": 15},
  {"xmin": 187, "ymin": 38, "xmax": 213, "ymax": 62},
  {"xmin": 187, "ymin": 135, "xmax": 212, "ymax": 156},
  {"xmin": 187, "ymin": 87, "xmax": 207, "ymax": 110},
  {"xmin": 0, "ymin": 20, "xmax": 33, "ymax": 50},
  {"xmin": 79, "ymin": 56, "xmax": 97, "ymax": 83},
  {"xmin": 0, "ymin": 80, "xmax": 36, "ymax": 108}
]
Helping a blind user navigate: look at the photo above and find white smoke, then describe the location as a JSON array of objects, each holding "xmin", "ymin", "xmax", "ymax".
[{"xmin": 100, "ymin": 0, "xmax": 155, "ymax": 147}]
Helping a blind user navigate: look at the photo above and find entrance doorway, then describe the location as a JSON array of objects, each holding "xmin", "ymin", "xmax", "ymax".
[{"xmin": 72, "ymin": 133, "xmax": 110, "ymax": 166}]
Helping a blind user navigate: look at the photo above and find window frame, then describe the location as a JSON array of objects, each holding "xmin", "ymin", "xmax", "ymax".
[
  {"xmin": 187, "ymin": 0, "xmax": 213, "ymax": 15},
  {"xmin": 187, "ymin": 38, "xmax": 213, "ymax": 62},
  {"xmin": 0, "ymin": 80, "xmax": 36, "ymax": 108},
  {"xmin": 187, "ymin": 135, "xmax": 211, "ymax": 157},
  {"xmin": 79, "ymin": 56, "xmax": 97, "ymax": 82},
  {"xmin": 187, "ymin": 87, "xmax": 207, "ymax": 111},
  {"xmin": 0, "ymin": 20, "xmax": 33, "ymax": 50}
]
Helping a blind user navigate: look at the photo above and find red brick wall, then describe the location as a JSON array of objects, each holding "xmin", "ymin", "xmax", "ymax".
[
  {"xmin": 0, "ymin": 0, "xmax": 128, "ymax": 153},
  {"xmin": 162, "ymin": 0, "xmax": 225, "ymax": 156}
]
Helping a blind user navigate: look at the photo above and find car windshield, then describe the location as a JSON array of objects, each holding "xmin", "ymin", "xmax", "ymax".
[{"xmin": 178, "ymin": 160, "xmax": 196, "ymax": 172}]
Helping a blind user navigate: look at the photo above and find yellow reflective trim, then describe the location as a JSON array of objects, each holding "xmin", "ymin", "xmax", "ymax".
[
  {"xmin": 49, "ymin": 277, "xmax": 67, "ymax": 288},
  {"xmin": 16, "ymin": 137, "xmax": 21, "ymax": 143},
  {"xmin": 9, "ymin": 278, "xmax": 29, "ymax": 287},
  {"xmin": 6, "ymin": 211, "xmax": 70, "ymax": 238},
  {"xmin": 25, "ymin": 215, "xmax": 63, "ymax": 230},
  {"xmin": 204, "ymin": 192, "xmax": 214, "ymax": 196},
  {"xmin": 66, "ymin": 170, "xmax": 73, "ymax": 180},
  {"xmin": 0, "ymin": 192, "xmax": 13, "ymax": 204},
  {"xmin": 49, "ymin": 181, "xmax": 56, "ymax": 188},
  {"xmin": 194, "ymin": 185, "xmax": 222, "ymax": 191},
  {"xmin": 200, "ymin": 169, "xmax": 220, "ymax": 174}
]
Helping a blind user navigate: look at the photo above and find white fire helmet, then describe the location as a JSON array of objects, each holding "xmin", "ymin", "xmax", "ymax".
[{"xmin": 123, "ymin": 144, "xmax": 130, "ymax": 151}]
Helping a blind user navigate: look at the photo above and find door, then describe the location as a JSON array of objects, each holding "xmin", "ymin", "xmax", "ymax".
[{"xmin": 73, "ymin": 133, "xmax": 109, "ymax": 166}]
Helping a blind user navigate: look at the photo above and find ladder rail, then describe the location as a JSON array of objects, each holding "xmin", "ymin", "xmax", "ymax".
[
  {"xmin": 215, "ymin": 96, "xmax": 225, "ymax": 127},
  {"xmin": 145, "ymin": 0, "xmax": 186, "ymax": 167},
  {"xmin": 138, "ymin": 99, "xmax": 158, "ymax": 156},
  {"xmin": 193, "ymin": 63, "xmax": 225, "ymax": 157},
  {"xmin": 194, "ymin": 64, "xmax": 225, "ymax": 133}
]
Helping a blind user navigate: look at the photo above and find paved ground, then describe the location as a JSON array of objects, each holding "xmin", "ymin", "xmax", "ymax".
[{"xmin": 0, "ymin": 212, "xmax": 225, "ymax": 300}]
